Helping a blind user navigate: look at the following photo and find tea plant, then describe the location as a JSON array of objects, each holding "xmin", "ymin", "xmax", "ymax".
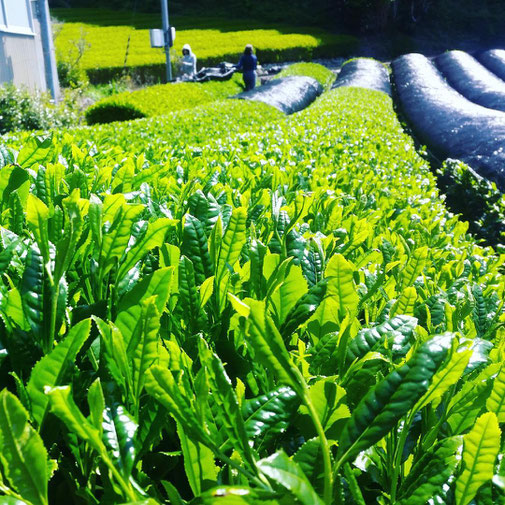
[{"xmin": 0, "ymin": 86, "xmax": 503, "ymax": 505}]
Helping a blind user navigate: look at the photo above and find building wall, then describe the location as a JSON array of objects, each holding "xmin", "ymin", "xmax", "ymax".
[
  {"xmin": 0, "ymin": 0, "xmax": 48, "ymax": 91},
  {"xmin": 0, "ymin": 33, "xmax": 47, "ymax": 91}
]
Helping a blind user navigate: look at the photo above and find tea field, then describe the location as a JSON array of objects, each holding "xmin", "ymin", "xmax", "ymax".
[
  {"xmin": 84, "ymin": 63, "xmax": 335, "ymax": 125},
  {"xmin": 0, "ymin": 77, "xmax": 504, "ymax": 505},
  {"xmin": 52, "ymin": 8, "xmax": 357, "ymax": 83}
]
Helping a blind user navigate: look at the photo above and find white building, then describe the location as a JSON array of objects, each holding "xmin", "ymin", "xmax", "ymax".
[{"xmin": 0, "ymin": 0, "xmax": 59, "ymax": 98}]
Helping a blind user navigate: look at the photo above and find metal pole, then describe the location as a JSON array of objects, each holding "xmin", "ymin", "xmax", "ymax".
[
  {"xmin": 160, "ymin": 0, "xmax": 172, "ymax": 82},
  {"xmin": 38, "ymin": 0, "xmax": 60, "ymax": 102}
]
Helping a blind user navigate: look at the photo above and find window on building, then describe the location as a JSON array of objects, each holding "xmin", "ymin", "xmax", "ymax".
[{"xmin": 0, "ymin": 0, "xmax": 33, "ymax": 33}]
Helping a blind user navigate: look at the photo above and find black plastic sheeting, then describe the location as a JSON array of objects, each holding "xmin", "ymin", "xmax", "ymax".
[
  {"xmin": 477, "ymin": 49, "xmax": 505, "ymax": 82},
  {"xmin": 435, "ymin": 50, "xmax": 505, "ymax": 112},
  {"xmin": 332, "ymin": 58, "xmax": 391, "ymax": 96},
  {"xmin": 194, "ymin": 62, "xmax": 236, "ymax": 82},
  {"xmin": 393, "ymin": 53, "xmax": 505, "ymax": 189},
  {"xmin": 234, "ymin": 76, "xmax": 323, "ymax": 115}
]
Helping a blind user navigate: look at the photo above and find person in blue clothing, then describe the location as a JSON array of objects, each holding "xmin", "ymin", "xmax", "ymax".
[{"xmin": 236, "ymin": 44, "xmax": 258, "ymax": 91}]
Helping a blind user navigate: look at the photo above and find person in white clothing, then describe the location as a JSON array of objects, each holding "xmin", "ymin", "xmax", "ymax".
[{"xmin": 180, "ymin": 44, "xmax": 197, "ymax": 79}]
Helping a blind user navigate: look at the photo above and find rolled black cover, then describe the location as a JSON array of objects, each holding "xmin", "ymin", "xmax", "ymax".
[
  {"xmin": 234, "ymin": 76, "xmax": 323, "ymax": 115},
  {"xmin": 333, "ymin": 58, "xmax": 391, "ymax": 96},
  {"xmin": 435, "ymin": 50, "xmax": 505, "ymax": 112},
  {"xmin": 393, "ymin": 53, "xmax": 505, "ymax": 189},
  {"xmin": 477, "ymin": 49, "xmax": 505, "ymax": 82}
]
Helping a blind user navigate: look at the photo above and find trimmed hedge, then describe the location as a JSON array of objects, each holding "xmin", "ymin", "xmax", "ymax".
[
  {"xmin": 85, "ymin": 74, "xmax": 243, "ymax": 125},
  {"xmin": 275, "ymin": 62, "xmax": 335, "ymax": 89},
  {"xmin": 52, "ymin": 8, "xmax": 358, "ymax": 84}
]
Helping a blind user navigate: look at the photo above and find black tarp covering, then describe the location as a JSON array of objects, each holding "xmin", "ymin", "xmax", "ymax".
[
  {"xmin": 392, "ymin": 53, "xmax": 505, "ymax": 189},
  {"xmin": 233, "ymin": 76, "xmax": 323, "ymax": 114},
  {"xmin": 435, "ymin": 50, "xmax": 505, "ymax": 112},
  {"xmin": 477, "ymin": 49, "xmax": 505, "ymax": 82},
  {"xmin": 332, "ymin": 58, "xmax": 391, "ymax": 96}
]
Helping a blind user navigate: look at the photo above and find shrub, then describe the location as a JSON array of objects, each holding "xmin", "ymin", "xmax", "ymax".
[
  {"xmin": 84, "ymin": 100, "xmax": 146, "ymax": 124},
  {"xmin": 0, "ymin": 85, "xmax": 56, "ymax": 134},
  {"xmin": 0, "ymin": 85, "xmax": 82, "ymax": 134},
  {"xmin": 437, "ymin": 158, "xmax": 505, "ymax": 246},
  {"xmin": 53, "ymin": 22, "xmax": 90, "ymax": 89}
]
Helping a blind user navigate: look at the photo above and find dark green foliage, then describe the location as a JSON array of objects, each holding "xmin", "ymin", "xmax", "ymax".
[{"xmin": 85, "ymin": 101, "xmax": 146, "ymax": 125}]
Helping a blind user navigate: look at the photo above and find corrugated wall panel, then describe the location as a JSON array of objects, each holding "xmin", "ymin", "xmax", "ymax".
[{"xmin": 0, "ymin": 32, "xmax": 46, "ymax": 90}]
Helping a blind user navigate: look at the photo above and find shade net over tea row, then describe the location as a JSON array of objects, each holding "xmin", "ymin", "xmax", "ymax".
[
  {"xmin": 234, "ymin": 76, "xmax": 323, "ymax": 114},
  {"xmin": 435, "ymin": 50, "xmax": 505, "ymax": 112},
  {"xmin": 393, "ymin": 53, "xmax": 505, "ymax": 190},
  {"xmin": 477, "ymin": 49, "xmax": 505, "ymax": 82},
  {"xmin": 333, "ymin": 58, "xmax": 391, "ymax": 96}
]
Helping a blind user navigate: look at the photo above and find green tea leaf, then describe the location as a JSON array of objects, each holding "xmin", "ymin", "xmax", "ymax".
[
  {"xmin": 102, "ymin": 402, "xmax": 138, "ymax": 479},
  {"xmin": 145, "ymin": 366, "xmax": 214, "ymax": 448},
  {"xmin": 0, "ymin": 390, "xmax": 48, "ymax": 505},
  {"xmin": 398, "ymin": 437, "xmax": 461, "ymax": 505},
  {"xmin": 27, "ymin": 319, "xmax": 91, "ymax": 428},
  {"xmin": 46, "ymin": 386, "xmax": 137, "ymax": 501},
  {"xmin": 17, "ymin": 136, "xmax": 53, "ymax": 169},
  {"xmin": 177, "ymin": 423, "xmax": 218, "ymax": 496},
  {"xmin": 26, "ymin": 194, "xmax": 50, "ymax": 265},
  {"xmin": 99, "ymin": 202, "xmax": 144, "ymax": 276},
  {"xmin": 293, "ymin": 438, "xmax": 327, "ymax": 495},
  {"xmin": 115, "ymin": 267, "xmax": 174, "ymax": 344},
  {"xmin": 324, "ymin": 254, "xmax": 359, "ymax": 321},
  {"xmin": 257, "ymin": 451, "xmax": 324, "ymax": 505},
  {"xmin": 181, "ymin": 214, "xmax": 213, "ymax": 286},
  {"xmin": 346, "ymin": 315, "xmax": 417, "ymax": 363},
  {"xmin": 88, "ymin": 378, "xmax": 105, "ymax": 435},
  {"xmin": 455, "ymin": 412, "xmax": 500, "ymax": 505},
  {"xmin": 338, "ymin": 334, "xmax": 451, "ymax": 465},
  {"xmin": 53, "ymin": 189, "xmax": 85, "ymax": 284},
  {"xmin": 243, "ymin": 386, "xmax": 298, "ymax": 443},
  {"xmin": 245, "ymin": 299, "xmax": 302, "ymax": 392},
  {"xmin": 95, "ymin": 318, "xmax": 133, "ymax": 400},
  {"xmin": 414, "ymin": 349, "xmax": 472, "ymax": 412},
  {"xmin": 486, "ymin": 365, "xmax": 505, "ymax": 422},
  {"xmin": 198, "ymin": 338, "xmax": 256, "ymax": 468},
  {"xmin": 117, "ymin": 217, "xmax": 174, "ymax": 281},
  {"xmin": 299, "ymin": 377, "xmax": 350, "ymax": 434},
  {"xmin": 46, "ymin": 385, "xmax": 103, "ymax": 449},
  {"xmin": 390, "ymin": 286, "xmax": 417, "ymax": 317},
  {"xmin": 448, "ymin": 364, "xmax": 498, "ymax": 435},
  {"xmin": 178, "ymin": 256, "xmax": 207, "ymax": 334},
  {"xmin": 216, "ymin": 207, "xmax": 246, "ymax": 281},
  {"xmin": 279, "ymin": 278, "xmax": 327, "ymax": 340},
  {"xmin": 129, "ymin": 297, "xmax": 160, "ymax": 407},
  {"xmin": 249, "ymin": 239, "xmax": 267, "ymax": 299},
  {"xmin": 20, "ymin": 245, "xmax": 44, "ymax": 342},
  {"xmin": 401, "ymin": 247, "xmax": 428, "ymax": 288},
  {"xmin": 269, "ymin": 262, "xmax": 308, "ymax": 326}
]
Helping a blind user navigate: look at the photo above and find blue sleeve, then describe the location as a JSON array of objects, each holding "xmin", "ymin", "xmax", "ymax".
[{"xmin": 237, "ymin": 55, "xmax": 244, "ymax": 69}]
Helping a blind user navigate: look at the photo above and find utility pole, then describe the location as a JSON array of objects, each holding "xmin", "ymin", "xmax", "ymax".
[
  {"xmin": 160, "ymin": 0, "xmax": 172, "ymax": 82},
  {"xmin": 38, "ymin": 0, "xmax": 60, "ymax": 102}
]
